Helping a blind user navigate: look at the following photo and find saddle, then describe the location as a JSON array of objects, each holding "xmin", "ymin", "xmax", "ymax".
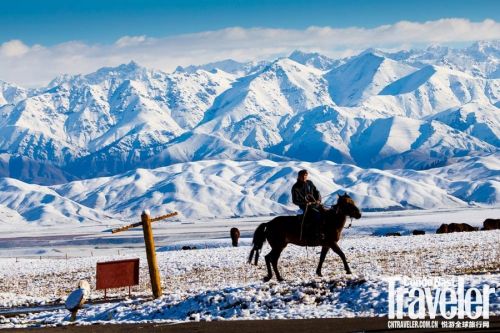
[{"xmin": 297, "ymin": 206, "xmax": 325, "ymax": 242}]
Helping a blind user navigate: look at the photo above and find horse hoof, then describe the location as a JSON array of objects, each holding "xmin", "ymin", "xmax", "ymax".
[
  {"xmin": 346, "ymin": 270, "xmax": 352, "ymax": 275},
  {"xmin": 277, "ymin": 277, "xmax": 284, "ymax": 282},
  {"xmin": 263, "ymin": 276, "xmax": 272, "ymax": 282},
  {"xmin": 316, "ymin": 271, "xmax": 323, "ymax": 277}
]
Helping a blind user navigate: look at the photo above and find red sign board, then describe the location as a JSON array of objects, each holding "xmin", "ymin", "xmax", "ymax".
[{"xmin": 96, "ymin": 258, "xmax": 139, "ymax": 291}]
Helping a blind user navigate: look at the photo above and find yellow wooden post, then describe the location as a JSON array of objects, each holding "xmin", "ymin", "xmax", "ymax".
[{"xmin": 141, "ymin": 210, "xmax": 162, "ymax": 298}]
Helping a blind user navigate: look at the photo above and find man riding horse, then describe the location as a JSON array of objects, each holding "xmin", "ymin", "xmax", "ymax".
[
  {"xmin": 248, "ymin": 192, "xmax": 362, "ymax": 281},
  {"xmin": 291, "ymin": 169, "xmax": 324, "ymax": 241}
]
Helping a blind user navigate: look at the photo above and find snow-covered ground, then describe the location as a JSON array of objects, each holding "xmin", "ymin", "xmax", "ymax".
[
  {"xmin": 1, "ymin": 207, "xmax": 498, "ymax": 258},
  {"xmin": 0, "ymin": 210, "xmax": 498, "ymax": 328}
]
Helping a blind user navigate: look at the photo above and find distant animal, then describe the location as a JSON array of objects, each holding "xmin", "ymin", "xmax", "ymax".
[
  {"xmin": 248, "ymin": 193, "xmax": 362, "ymax": 282},
  {"xmin": 482, "ymin": 218, "xmax": 500, "ymax": 230},
  {"xmin": 412, "ymin": 230, "xmax": 425, "ymax": 235},
  {"xmin": 436, "ymin": 224, "xmax": 448, "ymax": 234},
  {"xmin": 230, "ymin": 227, "xmax": 240, "ymax": 247},
  {"xmin": 385, "ymin": 232, "xmax": 401, "ymax": 237},
  {"xmin": 182, "ymin": 245, "xmax": 197, "ymax": 250},
  {"xmin": 436, "ymin": 223, "xmax": 478, "ymax": 234}
]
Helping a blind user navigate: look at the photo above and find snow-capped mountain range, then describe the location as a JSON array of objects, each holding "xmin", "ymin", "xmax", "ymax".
[{"xmin": 0, "ymin": 41, "xmax": 498, "ymax": 225}]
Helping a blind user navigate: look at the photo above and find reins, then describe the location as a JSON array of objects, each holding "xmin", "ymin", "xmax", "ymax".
[
  {"xmin": 332, "ymin": 203, "xmax": 354, "ymax": 229},
  {"xmin": 346, "ymin": 216, "xmax": 353, "ymax": 229}
]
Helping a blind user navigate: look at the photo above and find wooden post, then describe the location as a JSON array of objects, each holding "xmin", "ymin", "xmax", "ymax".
[
  {"xmin": 109, "ymin": 210, "xmax": 176, "ymax": 299},
  {"xmin": 141, "ymin": 210, "xmax": 162, "ymax": 299}
]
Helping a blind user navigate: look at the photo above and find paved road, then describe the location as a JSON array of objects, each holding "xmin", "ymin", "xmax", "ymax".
[{"xmin": 2, "ymin": 317, "xmax": 499, "ymax": 333}]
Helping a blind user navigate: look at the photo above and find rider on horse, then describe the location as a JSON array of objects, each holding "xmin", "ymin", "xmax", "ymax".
[{"xmin": 291, "ymin": 169, "xmax": 324, "ymax": 240}]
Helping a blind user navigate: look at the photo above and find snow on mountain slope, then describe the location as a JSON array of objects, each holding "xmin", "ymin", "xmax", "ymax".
[
  {"xmin": 84, "ymin": 79, "xmax": 183, "ymax": 151},
  {"xmin": 63, "ymin": 130, "xmax": 290, "ymax": 179},
  {"xmin": 0, "ymin": 64, "xmax": 176, "ymax": 163},
  {"xmin": 350, "ymin": 116, "xmax": 422, "ymax": 168},
  {"xmin": 326, "ymin": 52, "xmax": 417, "ymax": 106},
  {"xmin": 288, "ymin": 50, "xmax": 342, "ymax": 70},
  {"xmin": 52, "ymin": 158, "xmax": 493, "ymax": 223},
  {"xmin": 0, "ymin": 153, "xmax": 75, "ymax": 185},
  {"xmin": 0, "ymin": 62, "xmax": 236, "ymax": 179},
  {"xmin": 351, "ymin": 116, "xmax": 496, "ymax": 169},
  {"xmin": 140, "ymin": 132, "xmax": 288, "ymax": 168},
  {"xmin": 165, "ymin": 69, "xmax": 235, "ymax": 128},
  {"xmin": 385, "ymin": 41, "xmax": 500, "ymax": 79},
  {"xmin": 0, "ymin": 81, "xmax": 27, "ymax": 106},
  {"xmin": 268, "ymin": 106, "xmax": 363, "ymax": 164},
  {"xmin": 0, "ymin": 42, "xmax": 498, "ymax": 185},
  {"xmin": 266, "ymin": 106, "xmax": 495, "ymax": 170},
  {"xmin": 0, "ymin": 204, "xmax": 27, "ymax": 228},
  {"xmin": 55, "ymin": 160, "xmax": 298, "ymax": 220},
  {"xmin": 175, "ymin": 59, "xmax": 269, "ymax": 77},
  {"xmin": 0, "ymin": 177, "xmax": 112, "ymax": 225},
  {"xmin": 64, "ymin": 130, "xmax": 179, "ymax": 179},
  {"xmin": 367, "ymin": 65, "xmax": 496, "ymax": 118},
  {"xmin": 485, "ymin": 79, "xmax": 500, "ymax": 106},
  {"xmin": 197, "ymin": 58, "xmax": 334, "ymax": 149},
  {"xmin": 395, "ymin": 153, "xmax": 500, "ymax": 205},
  {"xmin": 11, "ymin": 61, "xmax": 233, "ymax": 147},
  {"xmin": 427, "ymin": 102, "xmax": 500, "ymax": 147},
  {"xmin": 0, "ymin": 155, "xmax": 495, "ymax": 226}
]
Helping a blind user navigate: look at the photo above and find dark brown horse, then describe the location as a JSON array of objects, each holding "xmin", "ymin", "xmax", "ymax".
[
  {"xmin": 230, "ymin": 227, "xmax": 240, "ymax": 247},
  {"xmin": 248, "ymin": 193, "xmax": 362, "ymax": 282}
]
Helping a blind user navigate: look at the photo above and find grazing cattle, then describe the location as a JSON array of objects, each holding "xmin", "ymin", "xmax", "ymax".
[
  {"xmin": 412, "ymin": 230, "xmax": 425, "ymax": 235},
  {"xmin": 449, "ymin": 223, "xmax": 478, "ymax": 232},
  {"xmin": 385, "ymin": 232, "xmax": 401, "ymax": 237},
  {"xmin": 436, "ymin": 224, "xmax": 448, "ymax": 234},
  {"xmin": 230, "ymin": 227, "xmax": 240, "ymax": 247},
  {"xmin": 436, "ymin": 223, "xmax": 478, "ymax": 234},
  {"xmin": 482, "ymin": 218, "xmax": 500, "ymax": 230}
]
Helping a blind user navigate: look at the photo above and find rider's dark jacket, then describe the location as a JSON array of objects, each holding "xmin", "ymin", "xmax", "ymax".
[{"xmin": 291, "ymin": 180, "xmax": 321, "ymax": 211}]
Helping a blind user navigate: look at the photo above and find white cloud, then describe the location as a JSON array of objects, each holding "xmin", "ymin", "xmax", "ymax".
[
  {"xmin": 0, "ymin": 40, "xmax": 31, "ymax": 57},
  {"xmin": 1, "ymin": 18, "xmax": 499, "ymax": 87},
  {"xmin": 115, "ymin": 35, "xmax": 154, "ymax": 48}
]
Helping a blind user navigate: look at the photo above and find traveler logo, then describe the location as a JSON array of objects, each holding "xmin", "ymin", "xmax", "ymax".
[{"xmin": 386, "ymin": 276, "xmax": 494, "ymax": 329}]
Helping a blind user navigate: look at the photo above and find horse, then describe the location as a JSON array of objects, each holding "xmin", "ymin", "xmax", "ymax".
[
  {"xmin": 230, "ymin": 227, "xmax": 241, "ymax": 247},
  {"xmin": 248, "ymin": 193, "xmax": 362, "ymax": 282}
]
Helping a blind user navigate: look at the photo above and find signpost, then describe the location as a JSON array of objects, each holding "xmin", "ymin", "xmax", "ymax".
[
  {"xmin": 111, "ymin": 210, "xmax": 178, "ymax": 299},
  {"xmin": 96, "ymin": 258, "xmax": 140, "ymax": 298}
]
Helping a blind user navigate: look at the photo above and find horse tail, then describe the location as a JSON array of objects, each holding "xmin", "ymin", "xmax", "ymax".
[{"xmin": 248, "ymin": 223, "xmax": 267, "ymax": 265}]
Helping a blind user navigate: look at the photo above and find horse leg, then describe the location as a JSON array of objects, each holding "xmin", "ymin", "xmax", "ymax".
[
  {"xmin": 316, "ymin": 246, "xmax": 329, "ymax": 277},
  {"xmin": 331, "ymin": 243, "xmax": 351, "ymax": 274},
  {"xmin": 263, "ymin": 251, "xmax": 273, "ymax": 282},
  {"xmin": 270, "ymin": 248, "xmax": 285, "ymax": 282}
]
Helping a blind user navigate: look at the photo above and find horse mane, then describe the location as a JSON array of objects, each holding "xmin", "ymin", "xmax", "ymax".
[{"xmin": 323, "ymin": 204, "xmax": 344, "ymax": 226}]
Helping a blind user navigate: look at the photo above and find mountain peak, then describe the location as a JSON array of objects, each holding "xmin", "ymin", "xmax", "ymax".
[
  {"xmin": 358, "ymin": 48, "xmax": 385, "ymax": 58},
  {"xmin": 264, "ymin": 57, "xmax": 325, "ymax": 78},
  {"xmin": 94, "ymin": 60, "xmax": 145, "ymax": 76},
  {"xmin": 288, "ymin": 50, "xmax": 338, "ymax": 70},
  {"xmin": 326, "ymin": 49, "xmax": 417, "ymax": 106},
  {"xmin": 289, "ymin": 49, "xmax": 320, "ymax": 59},
  {"xmin": 175, "ymin": 59, "xmax": 268, "ymax": 76},
  {"xmin": 468, "ymin": 40, "xmax": 500, "ymax": 51}
]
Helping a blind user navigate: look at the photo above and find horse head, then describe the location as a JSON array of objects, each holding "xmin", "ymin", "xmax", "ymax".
[{"xmin": 334, "ymin": 193, "xmax": 362, "ymax": 219}]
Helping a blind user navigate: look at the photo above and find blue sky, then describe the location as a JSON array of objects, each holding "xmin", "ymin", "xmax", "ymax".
[{"xmin": 1, "ymin": 0, "xmax": 499, "ymax": 45}]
